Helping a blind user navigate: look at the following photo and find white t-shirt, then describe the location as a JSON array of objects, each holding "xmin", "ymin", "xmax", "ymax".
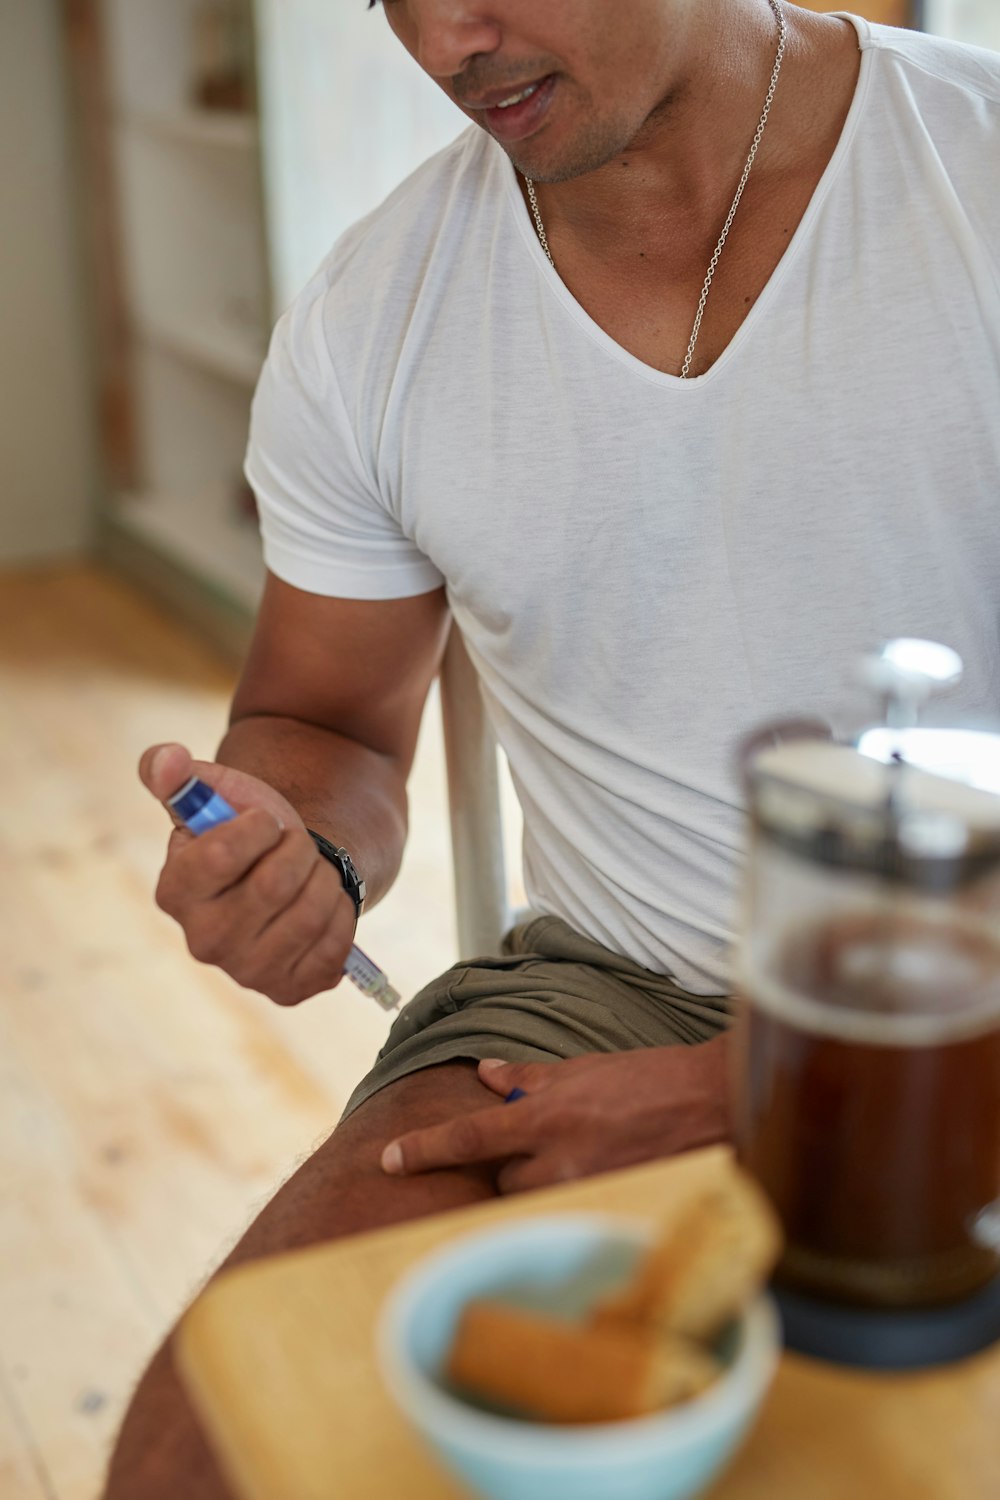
[{"xmin": 245, "ymin": 17, "xmax": 1000, "ymax": 993}]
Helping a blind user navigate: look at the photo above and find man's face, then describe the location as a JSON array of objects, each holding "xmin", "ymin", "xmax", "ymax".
[{"xmin": 377, "ymin": 0, "xmax": 692, "ymax": 183}]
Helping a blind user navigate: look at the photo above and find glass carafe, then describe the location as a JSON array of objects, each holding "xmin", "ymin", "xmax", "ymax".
[{"xmin": 732, "ymin": 733, "xmax": 1000, "ymax": 1308}]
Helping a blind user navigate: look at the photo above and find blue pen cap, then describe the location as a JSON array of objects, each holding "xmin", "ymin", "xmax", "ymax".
[{"xmin": 168, "ymin": 776, "xmax": 237, "ymax": 834}]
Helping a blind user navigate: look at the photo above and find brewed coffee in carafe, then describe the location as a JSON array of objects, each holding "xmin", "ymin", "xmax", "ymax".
[{"xmin": 732, "ymin": 642, "xmax": 1000, "ymax": 1312}]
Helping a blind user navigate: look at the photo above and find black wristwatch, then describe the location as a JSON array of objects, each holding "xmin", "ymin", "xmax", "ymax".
[{"xmin": 307, "ymin": 831, "xmax": 367, "ymax": 919}]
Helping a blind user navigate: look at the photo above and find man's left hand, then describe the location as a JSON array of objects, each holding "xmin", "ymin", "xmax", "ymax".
[{"xmin": 380, "ymin": 1036, "xmax": 731, "ymax": 1194}]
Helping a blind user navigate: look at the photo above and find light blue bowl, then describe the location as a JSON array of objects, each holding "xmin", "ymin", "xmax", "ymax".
[{"xmin": 378, "ymin": 1214, "xmax": 781, "ymax": 1500}]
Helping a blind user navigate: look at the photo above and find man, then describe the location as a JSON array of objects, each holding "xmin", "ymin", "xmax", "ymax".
[{"xmin": 104, "ymin": 2, "xmax": 1000, "ymax": 1495}]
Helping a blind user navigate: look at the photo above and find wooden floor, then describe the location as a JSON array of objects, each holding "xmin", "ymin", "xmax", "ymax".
[{"xmin": 0, "ymin": 564, "xmax": 464, "ymax": 1500}]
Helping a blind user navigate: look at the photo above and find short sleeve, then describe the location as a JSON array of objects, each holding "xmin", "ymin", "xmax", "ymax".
[{"xmin": 244, "ymin": 268, "xmax": 445, "ymax": 600}]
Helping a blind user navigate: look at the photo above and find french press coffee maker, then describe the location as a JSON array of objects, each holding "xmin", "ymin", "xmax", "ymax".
[{"xmin": 732, "ymin": 641, "xmax": 1000, "ymax": 1368}]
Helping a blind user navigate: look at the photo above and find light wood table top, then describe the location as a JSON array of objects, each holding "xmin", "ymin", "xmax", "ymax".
[{"xmin": 176, "ymin": 1148, "xmax": 1000, "ymax": 1500}]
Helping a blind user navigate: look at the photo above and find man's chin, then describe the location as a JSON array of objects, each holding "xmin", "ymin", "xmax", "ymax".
[{"xmin": 494, "ymin": 125, "xmax": 635, "ymax": 185}]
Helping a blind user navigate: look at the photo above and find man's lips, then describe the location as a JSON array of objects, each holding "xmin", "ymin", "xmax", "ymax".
[
  {"xmin": 460, "ymin": 74, "xmax": 558, "ymax": 144},
  {"xmin": 460, "ymin": 75, "xmax": 551, "ymax": 110}
]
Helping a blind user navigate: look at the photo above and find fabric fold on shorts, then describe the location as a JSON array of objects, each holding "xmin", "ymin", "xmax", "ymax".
[{"xmin": 340, "ymin": 914, "xmax": 729, "ymax": 1121}]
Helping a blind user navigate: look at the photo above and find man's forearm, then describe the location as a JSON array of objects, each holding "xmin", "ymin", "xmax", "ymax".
[{"xmin": 217, "ymin": 713, "xmax": 409, "ymax": 907}]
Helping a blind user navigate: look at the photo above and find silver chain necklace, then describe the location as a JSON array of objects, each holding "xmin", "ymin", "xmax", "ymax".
[{"xmin": 525, "ymin": 0, "xmax": 787, "ymax": 380}]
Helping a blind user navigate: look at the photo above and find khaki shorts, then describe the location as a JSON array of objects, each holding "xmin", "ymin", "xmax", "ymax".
[{"xmin": 341, "ymin": 913, "xmax": 730, "ymax": 1120}]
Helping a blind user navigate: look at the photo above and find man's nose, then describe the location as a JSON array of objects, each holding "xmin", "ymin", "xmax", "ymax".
[{"xmin": 409, "ymin": 1, "xmax": 503, "ymax": 81}]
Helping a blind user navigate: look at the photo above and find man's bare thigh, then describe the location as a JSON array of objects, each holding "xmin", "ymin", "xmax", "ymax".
[
  {"xmin": 221, "ymin": 1059, "xmax": 502, "ymax": 1269},
  {"xmin": 103, "ymin": 1061, "xmax": 502, "ymax": 1500}
]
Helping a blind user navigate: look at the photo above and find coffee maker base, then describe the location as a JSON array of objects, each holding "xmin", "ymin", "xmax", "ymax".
[{"xmin": 774, "ymin": 1274, "xmax": 1000, "ymax": 1370}]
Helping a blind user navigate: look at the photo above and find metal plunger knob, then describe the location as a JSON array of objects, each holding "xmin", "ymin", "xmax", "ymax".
[{"xmin": 857, "ymin": 638, "xmax": 964, "ymax": 731}]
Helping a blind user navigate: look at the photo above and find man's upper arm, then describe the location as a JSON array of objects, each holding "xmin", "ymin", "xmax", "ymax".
[{"xmin": 230, "ymin": 572, "xmax": 451, "ymax": 777}]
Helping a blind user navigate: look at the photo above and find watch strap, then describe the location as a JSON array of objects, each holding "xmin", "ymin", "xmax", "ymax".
[{"xmin": 307, "ymin": 831, "xmax": 367, "ymax": 919}]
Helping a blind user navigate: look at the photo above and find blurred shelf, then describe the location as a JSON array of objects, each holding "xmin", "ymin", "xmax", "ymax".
[
  {"xmin": 136, "ymin": 314, "xmax": 265, "ymax": 388},
  {"xmin": 88, "ymin": 1, "xmax": 270, "ymax": 646},
  {"xmin": 119, "ymin": 106, "xmax": 259, "ymax": 152},
  {"xmin": 108, "ymin": 485, "xmax": 265, "ymax": 615}
]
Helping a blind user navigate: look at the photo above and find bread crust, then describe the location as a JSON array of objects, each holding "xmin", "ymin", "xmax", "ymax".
[
  {"xmin": 442, "ymin": 1163, "xmax": 782, "ymax": 1424},
  {"xmin": 594, "ymin": 1169, "xmax": 782, "ymax": 1341},
  {"xmin": 447, "ymin": 1300, "xmax": 718, "ymax": 1424}
]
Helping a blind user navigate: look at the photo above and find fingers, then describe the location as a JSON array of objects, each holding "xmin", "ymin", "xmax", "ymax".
[
  {"xmin": 381, "ymin": 1103, "xmax": 534, "ymax": 1177},
  {"xmin": 165, "ymin": 828, "xmax": 356, "ymax": 1005},
  {"xmin": 255, "ymin": 857, "xmax": 357, "ymax": 1003},
  {"xmin": 140, "ymin": 742, "xmax": 194, "ymax": 802},
  {"xmin": 155, "ymin": 807, "xmax": 285, "ymax": 911},
  {"xmin": 477, "ymin": 1057, "xmax": 555, "ymax": 1098},
  {"xmin": 176, "ymin": 824, "xmax": 315, "ymax": 960},
  {"xmin": 142, "ymin": 743, "xmax": 342, "ymax": 1005}
]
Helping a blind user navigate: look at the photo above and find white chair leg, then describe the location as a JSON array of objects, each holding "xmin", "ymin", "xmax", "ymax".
[{"xmin": 439, "ymin": 626, "xmax": 511, "ymax": 959}]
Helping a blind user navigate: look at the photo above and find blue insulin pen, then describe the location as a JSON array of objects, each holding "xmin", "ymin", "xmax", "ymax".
[{"xmin": 167, "ymin": 776, "xmax": 401, "ymax": 1012}]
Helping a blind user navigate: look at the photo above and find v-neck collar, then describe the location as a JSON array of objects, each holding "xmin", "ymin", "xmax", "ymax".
[{"xmin": 502, "ymin": 13, "xmax": 874, "ymax": 391}]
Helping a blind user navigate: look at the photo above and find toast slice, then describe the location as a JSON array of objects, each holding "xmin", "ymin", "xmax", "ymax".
[
  {"xmin": 447, "ymin": 1298, "xmax": 719, "ymax": 1424},
  {"xmin": 593, "ymin": 1166, "xmax": 782, "ymax": 1342}
]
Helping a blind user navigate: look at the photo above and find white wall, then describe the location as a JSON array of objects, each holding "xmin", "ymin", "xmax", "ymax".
[
  {"xmin": 922, "ymin": 1, "xmax": 1000, "ymax": 50},
  {"xmin": 254, "ymin": 0, "xmax": 466, "ymax": 314},
  {"xmin": 0, "ymin": 0, "xmax": 96, "ymax": 564}
]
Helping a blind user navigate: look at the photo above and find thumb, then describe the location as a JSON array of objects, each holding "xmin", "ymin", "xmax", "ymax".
[{"xmin": 139, "ymin": 742, "xmax": 195, "ymax": 804}]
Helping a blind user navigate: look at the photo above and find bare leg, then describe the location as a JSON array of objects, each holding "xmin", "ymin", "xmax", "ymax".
[{"xmin": 102, "ymin": 1061, "xmax": 499, "ymax": 1500}]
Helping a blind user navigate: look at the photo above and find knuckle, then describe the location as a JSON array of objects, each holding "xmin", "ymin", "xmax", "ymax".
[
  {"xmin": 244, "ymin": 806, "xmax": 281, "ymax": 839},
  {"xmin": 229, "ymin": 949, "xmax": 268, "ymax": 988},
  {"xmin": 241, "ymin": 957, "xmax": 298, "ymax": 1007},
  {"xmin": 185, "ymin": 914, "xmax": 226, "ymax": 965},
  {"xmin": 187, "ymin": 931, "xmax": 220, "ymax": 966},
  {"xmin": 288, "ymin": 976, "xmax": 323, "ymax": 1004},
  {"xmin": 154, "ymin": 874, "xmax": 178, "ymax": 917},
  {"xmin": 312, "ymin": 919, "xmax": 351, "ymax": 970},
  {"xmin": 289, "ymin": 948, "xmax": 343, "ymax": 1000},
  {"xmin": 254, "ymin": 855, "xmax": 301, "ymax": 911},
  {"xmin": 201, "ymin": 836, "xmax": 236, "ymax": 882},
  {"xmin": 267, "ymin": 981, "xmax": 307, "ymax": 1008},
  {"xmin": 292, "ymin": 900, "xmax": 330, "ymax": 947}
]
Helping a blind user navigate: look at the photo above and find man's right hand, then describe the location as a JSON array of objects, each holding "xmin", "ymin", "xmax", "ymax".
[{"xmin": 140, "ymin": 741, "xmax": 359, "ymax": 1006}]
